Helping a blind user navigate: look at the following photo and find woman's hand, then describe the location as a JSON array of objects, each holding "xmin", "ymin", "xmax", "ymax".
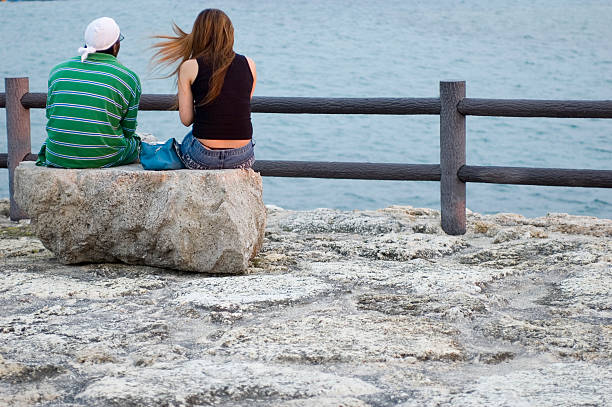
[{"xmin": 178, "ymin": 59, "xmax": 198, "ymax": 126}]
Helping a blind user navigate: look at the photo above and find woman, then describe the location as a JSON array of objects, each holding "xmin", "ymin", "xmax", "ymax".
[{"xmin": 151, "ymin": 9, "xmax": 256, "ymax": 169}]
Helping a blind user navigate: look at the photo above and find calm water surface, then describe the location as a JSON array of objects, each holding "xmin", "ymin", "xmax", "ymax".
[{"xmin": 1, "ymin": 0, "xmax": 611, "ymax": 218}]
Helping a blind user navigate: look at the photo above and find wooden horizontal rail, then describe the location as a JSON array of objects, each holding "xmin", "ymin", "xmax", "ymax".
[
  {"xmin": 3, "ymin": 155, "xmax": 609, "ymax": 188},
  {"xmin": 6, "ymin": 93, "xmax": 612, "ymax": 117},
  {"xmin": 250, "ymin": 97, "xmax": 441, "ymax": 115},
  {"xmin": 252, "ymin": 161, "xmax": 441, "ymax": 180},
  {"xmin": 18, "ymin": 92, "xmax": 45, "ymax": 109},
  {"xmin": 0, "ymin": 153, "xmax": 36, "ymax": 168},
  {"xmin": 458, "ymin": 98, "xmax": 612, "ymax": 118},
  {"xmin": 138, "ymin": 95, "xmax": 443, "ymax": 114},
  {"xmin": 137, "ymin": 93, "xmax": 175, "ymax": 111},
  {"xmin": 0, "ymin": 153, "xmax": 440, "ymax": 181},
  {"xmin": 17, "ymin": 92, "xmax": 441, "ymax": 115},
  {"xmin": 458, "ymin": 165, "xmax": 612, "ymax": 188}
]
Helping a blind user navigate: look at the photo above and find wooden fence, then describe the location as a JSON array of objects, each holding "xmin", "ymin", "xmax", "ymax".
[{"xmin": 2, "ymin": 77, "xmax": 611, "ymax": 234}]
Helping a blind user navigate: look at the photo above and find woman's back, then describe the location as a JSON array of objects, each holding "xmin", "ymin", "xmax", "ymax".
[
  {"xmin": 192, "ymin": 54, "xmax": 253, "ymax": 140},
  {"xmin": 150, "ymin": 8, "xmax": 256, "ymax": 169}
]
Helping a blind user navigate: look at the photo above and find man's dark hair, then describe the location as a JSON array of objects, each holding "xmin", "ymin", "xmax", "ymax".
[
  {"xmin": 96, "ymin": 47, "xmax": 115, "ymax": 55},
  {"xmin": 94, "ymin": 39, "xmax": 120, "ymax": 57}
]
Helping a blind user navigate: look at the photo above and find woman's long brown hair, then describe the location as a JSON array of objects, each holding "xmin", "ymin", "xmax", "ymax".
[{"xmin": 151, "ymin": 9, "xmax": 235, "ymax": 106}]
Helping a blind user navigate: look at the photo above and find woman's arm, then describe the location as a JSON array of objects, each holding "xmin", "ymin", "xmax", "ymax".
[
  {"xmin": 178, "ymin": 59, "xmax": 198, "ymax": 126},
  {"xmin": 246, "ymin": 56, "xmax": 257, "ymax": 99}
]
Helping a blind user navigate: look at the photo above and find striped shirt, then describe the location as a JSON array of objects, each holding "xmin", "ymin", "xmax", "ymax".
[{"xmin": 37, "ymin": 53, "xmax": 142, "ymax": 168}]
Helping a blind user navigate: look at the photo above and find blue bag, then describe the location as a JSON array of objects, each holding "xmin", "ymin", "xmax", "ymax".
[{"xmin": 140, "ymin": 138, "xmax": 186, "ymax": 170}]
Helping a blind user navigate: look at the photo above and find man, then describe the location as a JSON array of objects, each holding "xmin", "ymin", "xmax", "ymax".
[{"xmin": 37, "ymin": 17, "xmax": 141, "ymax": 168}]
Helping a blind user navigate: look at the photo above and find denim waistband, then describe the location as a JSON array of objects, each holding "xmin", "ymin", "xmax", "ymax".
[{"xmin": 190, "ymin": 134, "xmax": 254, "ymax": 158}]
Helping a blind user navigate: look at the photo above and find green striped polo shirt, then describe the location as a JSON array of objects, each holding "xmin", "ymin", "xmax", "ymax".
[{"xmin": 37, "ymin": 53, "xmax": 142, "ymax": 168}]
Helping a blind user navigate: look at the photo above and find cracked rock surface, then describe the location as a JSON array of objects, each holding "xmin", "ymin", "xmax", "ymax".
[{"xmin": 0, "ymin": 200, "xmax": 610, "ymax": 406}]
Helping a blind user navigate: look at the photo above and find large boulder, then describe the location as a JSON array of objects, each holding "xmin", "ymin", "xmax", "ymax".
[{"xmin": 14, "ymin": 162, "xmax": 266, "ymax": 274}]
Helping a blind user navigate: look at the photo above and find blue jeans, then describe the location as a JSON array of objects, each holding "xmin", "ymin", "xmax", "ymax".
[{"xmin": 179, "ymin": 131, "xmax": 255, "ymax": 170}]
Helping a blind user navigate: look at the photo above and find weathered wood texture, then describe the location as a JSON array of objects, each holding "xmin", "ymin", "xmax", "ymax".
[
  {"xmin": 18, "ymin": 92, "xmax": 46, "ymax": 109},
  {"xmin": 440, "ymin": 81, "xmax": 466, "ymax": 235},
  {"xmin": 130, "ymin": 95, "xmax": 445, "ymax": 114},
  {"xmin": 12, "ymin": 92, "xmax": 612, "ymax": 117},
  {"xmin": 250, "ymin": 97, "xmax": 441, "ymax": 115},
  {"xmin": 138, "ymin": 94, "xmax": 176, "ymax": 111},
  {"xmin": 5, "ymin": 78, "xmax": 31, "ymax": 220},
  {"xmin": 136, "ymin": 95, "xmax": 442, "ymax": 114},
  {"xmin": 458, "ymin": 166, "xmax": 612, "ymax": 188},
  {"xmin": 458, "ymin": 98, "xmax": 612, "ymax": 118},
  {"xmin": 0, "ymin": 153, "xmax": 36, "ymax": 168},
  {"xmin": 4, "ymin": 154, "xmax": 607, "ymax": 188},
  {"xmin": 252, "ymin": 161, "xmax": 441, "ymax": 180},
  {"xmin": 18, "ymin": 93, "xmax": 441, "ymax": 115},
  {"xmin": 3, "ymin": 156, "xmax": 607, "ymax": 188},
  {"xmin": 0, "ymin": 154, "xmax": 440, "ymax": 181}
]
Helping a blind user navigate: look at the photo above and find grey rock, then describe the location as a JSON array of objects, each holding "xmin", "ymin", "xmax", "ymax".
[
  {"xmin": 174, "ymin": 273, "xmax": 335, "ymax": 313},
  {"xmin": 492, "ymin": 227, "xmax": 524, "ymax": 243},
  {"xmin": 13, "ymin": 162, "xmax": 266, "ymax": 274},
  {"xmin": 75, "ymin": 360, "xmax": 380, "ymax": 406},
  {"xmin": 432, "ymin": 361, "xmax": 612, "ymax": 407},
  {"xmin": 0, "ymin": 199, "xmax": 610, "ymax": 406},
  {"xmin": 207, "ymin": 303, "xmax": 464, "ymax": 363}
]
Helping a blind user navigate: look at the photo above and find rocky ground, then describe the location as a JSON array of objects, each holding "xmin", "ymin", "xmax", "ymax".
[{"xmin": 0, "ymin": 198, "xmax": 610, "ymax": 406}]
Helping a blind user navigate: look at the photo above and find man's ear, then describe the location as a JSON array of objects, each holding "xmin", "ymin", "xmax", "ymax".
[{"xmin": 112, "ymin": 41, "xmax": 120, "ymax": 57}]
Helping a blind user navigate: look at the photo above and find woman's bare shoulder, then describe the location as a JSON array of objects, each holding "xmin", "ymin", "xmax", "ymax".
[
  {"xmin": 244, "ymin": 55, "xmax": 256, "ymax": 73},
  {"xmin": 181, "ymin": 58, "xmax": 199, "ymax": 71},
  {"xmin": 179, "ymin": 59, "xmax": 199, "ymax": 83}
]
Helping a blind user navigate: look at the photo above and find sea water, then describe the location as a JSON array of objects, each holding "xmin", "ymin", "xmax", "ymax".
[{"xmin": 1, "ymin": 0, "xmax": 610, "ymax": 218}]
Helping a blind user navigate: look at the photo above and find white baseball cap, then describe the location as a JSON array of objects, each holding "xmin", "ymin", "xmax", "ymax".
[{"xmin": 78, "ymin": 17, "xmax": 122, "ymax": 62}]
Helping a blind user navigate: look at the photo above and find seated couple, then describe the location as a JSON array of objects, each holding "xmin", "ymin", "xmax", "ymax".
[{"xmin": 37, "ymin": 10, "xmax": 256, "ymax": 170}]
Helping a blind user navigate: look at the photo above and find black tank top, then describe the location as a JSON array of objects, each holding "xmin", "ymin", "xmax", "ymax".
[{"xmin": 192, "ymin": 54, "xmax": 253, "ymax": 140}]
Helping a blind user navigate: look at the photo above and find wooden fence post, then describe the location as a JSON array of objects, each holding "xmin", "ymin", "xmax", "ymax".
[
  {"xmin": 6, "ymin": 77, "xmax": 31, "ymax": 221},
  {"xmin": 440, "ymin": 81, "xmax": 466, "ymax": 235}
]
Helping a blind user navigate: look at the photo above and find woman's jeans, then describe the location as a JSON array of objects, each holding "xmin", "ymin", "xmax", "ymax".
[{"xmin": 179, "ymin": 131, "xmax": 255, "ymax": 170}]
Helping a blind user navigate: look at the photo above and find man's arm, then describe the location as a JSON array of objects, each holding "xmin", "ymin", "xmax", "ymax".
[
  {"xmin": 46, "ymin": 73, "xmax": 53, "ymax": 120},
  {"xmin": 121, "ymin": 77, "xmax": 142, "ymax": 138}
]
